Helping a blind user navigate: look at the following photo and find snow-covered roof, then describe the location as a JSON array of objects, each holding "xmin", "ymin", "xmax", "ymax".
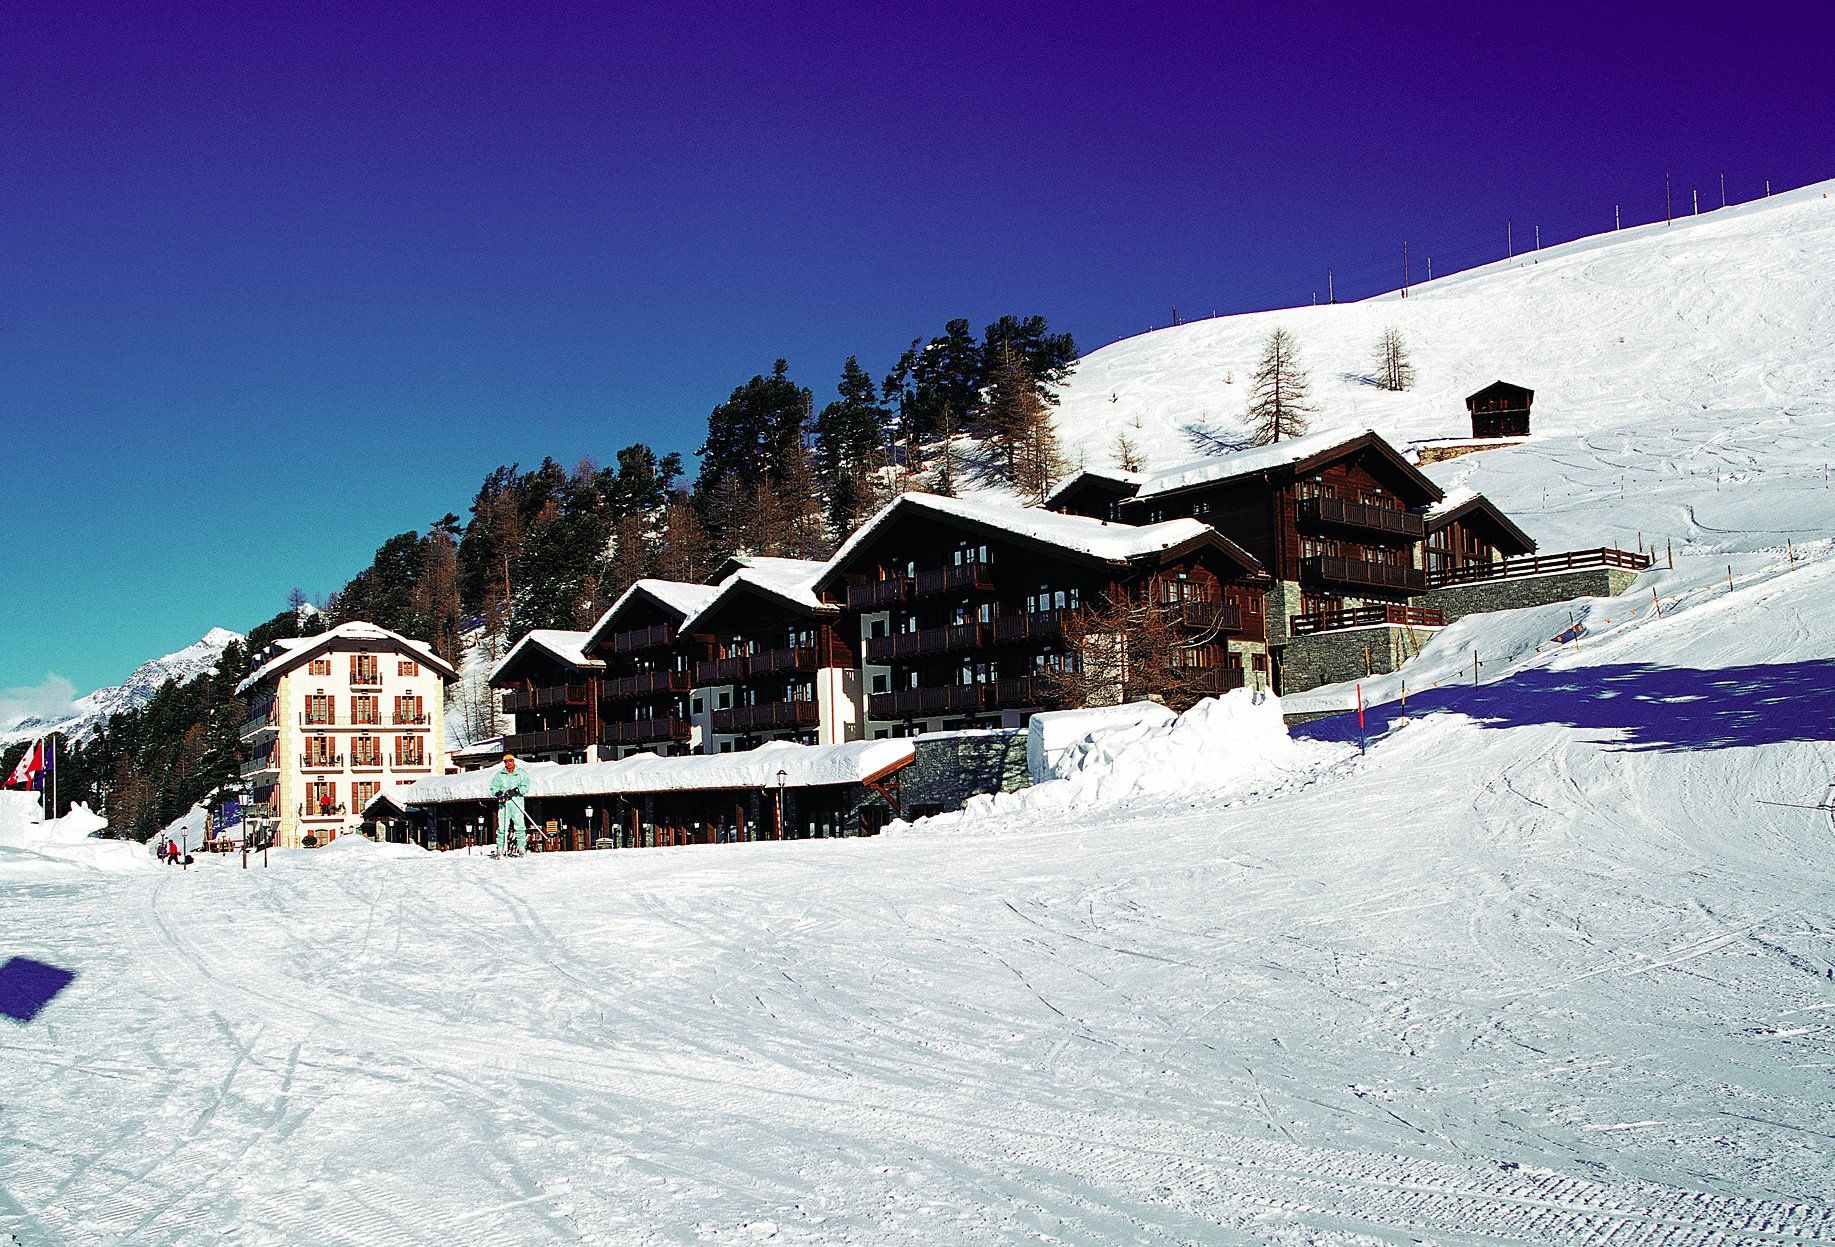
[
  {"xmin": 680, "ymin": 558, "xmax": 832, "ymax": 633},
  {"xmin": 236, "ymin": 621, "xmax": 457, "ymax": 694},
  {"xmin": 395, "ymin": 738, "xmax": 914, "ymax": 805},
  {"xmin": 1420, "ymin": 488, "xmax": 1536, "ymax": 551},
  {"xmin": 1424, "ymin": 487, "xmax": 1482, "ymax": 521},
  {"xmin": 1041, "ymin": 467, "xmax": 1147, "ymax": 508},
  {"xmin": 584, "ymin": 578, "xmax": 724, "ymax": 649},
  {"xmin": 817, "ymin": 491, "xmax": 1234, "ymax": 590},
  {"xmin": 488, "ymin": 629, "xmax": 603, "ymax": 683},
  {"xmin": 1131, "ymin": 425, "xmax": 1441, "ymax": 503}
]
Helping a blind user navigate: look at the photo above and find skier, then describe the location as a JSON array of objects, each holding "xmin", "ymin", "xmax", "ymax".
[
  {"xmin": 488, "ymin": 753, "xmax": 532, "ymax": 858},
  {"xmin": 163, "ymin": 838, "xmax": 181, "ymax": 866}
]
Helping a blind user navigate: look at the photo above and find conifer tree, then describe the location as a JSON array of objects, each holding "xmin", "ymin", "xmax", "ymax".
[
  {"xmin": 695, "ymin": 360, "xmax": 813, "ymax": 544},
  {"xmin": 1244, "ymin": 328, "xmax": 1314, "ymax": 445},
  {"xmin": 1371, "ymin": 326, "xmax": 1415, "ymax": 391},
  {"xmin": 984, "ymin": 344, "xmax": 1066, "ymax": 502},
  {"xmin": 814, "ymin": 357, "xmax": 891, "ymax": 538}
]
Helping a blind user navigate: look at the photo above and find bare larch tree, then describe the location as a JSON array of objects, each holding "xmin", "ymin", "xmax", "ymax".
[{"xmin": 1244, "ymin": 327, "xmax": 1313, "ymax": 445}]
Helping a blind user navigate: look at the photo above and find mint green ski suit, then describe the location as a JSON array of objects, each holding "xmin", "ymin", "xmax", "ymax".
[{"xmin": 490, "ymin": 763, "xmax": 532, "ymax": 855}]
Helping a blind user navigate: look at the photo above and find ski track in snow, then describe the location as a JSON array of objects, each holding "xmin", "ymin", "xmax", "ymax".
[{"xmin": 6, "ymin": 184, "xmax": 1835, "ymax": 1246}]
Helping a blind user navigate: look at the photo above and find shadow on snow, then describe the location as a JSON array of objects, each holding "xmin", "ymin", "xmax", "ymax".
[{"xmin": 1291, "ymin": 660, "xmax": 1835, "ymax": 753}]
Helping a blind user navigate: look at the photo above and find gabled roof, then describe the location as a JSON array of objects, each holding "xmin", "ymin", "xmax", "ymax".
[
  {"xmin": 236, "ymin": 621, "xmax": 457, "ymax": 694},
  {"xmin": 1423, "ymin": 488, "xmax": 1536, "ymax": 553},
  {"xmin": 1129, "ymin": 426, "xmax": 1444, "ymax": 504},
  {"xmin": 1466, "ymin": 379, "xmax": 1535, "ymax": 406},
  {"xmin": 680, "ymin": 558, "xmax": 833, "ymax": 634},
  {"xmin": 583, "ymin": 578, "xmax": 722, "ymax": 651},
  {"xmin": 488, "ymin": 629, "xmax": 604, "ymax": 685},
  {"xmin": 815, "ymin": 491, "xmax": 1263, "ymax": 592},
  {"xmin": 1041, "ymin": 467, "xmax": 1148, "ymax": 509}
]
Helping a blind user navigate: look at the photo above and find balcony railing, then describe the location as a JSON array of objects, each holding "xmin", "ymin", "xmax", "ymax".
[
  {"xmin": 390, "ymin": 753, "xmax": 431, "ymax": 770},
  {"xmin": 865, "ymin": 622, "xmax": 990, "ymax": 663},
  {"xmin": 238, "ymin": 755, "xmax": 279, "ymax": 778},
  {"xmin": 504, "ymin": 726, "xmax": 589, "ymax": 755},
  {"xmin": 846, "ymin": 577, "xmax": 913, "ymax": 609},
  {"xmin": 711, "ymin": 700, "xmax": 821, "ymax": 735},
  {"xmin": 990, "ymin": 675, "xmax": 1052, "ymax": 709},
  {"xmin": 391, "ymin": 709, "xmax": 431, "ymax": 726},
  {"xmin": 1424, "ymin": 546, "xmax": 1653, "ymax": 589},
  {"xmin": 602, "ymin": 717, "xmax": 692, "ymax": 746},
  {"xmin": 299, "ymin": 803, "xmax": 349, "ymax": 820},
  {"xmin": 1159, "ymin": 599, "xmax": 1243, "ymax": 634},
  {"xmin": 607, "ymin": 623, "xmax": 675, "ymax": 654},
  {"xmin": 602, "ymin": 669, "xmax": 690, "ymax": 701},
  {"xmin": 992, "ymin": 610, "xmax": 1065, "ymax": 644},
  {"xmin": 1297, "ymin": 495, "xmax": 1426, "ymax": 538},
  {"xmin": 915, "ymin": 563, "xmax": 996, "ymax": 597},
  {"xmin": 749, "ymin": 646, "xmax": 821, "ymax": 677},
  {"xmin": 868, "ymin": 684, "xmax": 993, "ymax": 720},
  {"xmin": 350, "ymin": 669, "xmax": 383, "ymax": 688},
  {"xmin": 350, "ymin": 755, "xmax": 385, "ymax": 772},
  {"xmin": 694, "ymin": 654, "xmax": 752, "ymax": 684},
  {"xmin": 297, "ymin": 711, "xmax": 384, "ymax": 729},
  {"xmin": 239, "ymin": 713, "xmax": 277, "ymax": 739},
  {"xmin": 501, "ymin": 684, "xmax": 587, "ymax": 714},
  {"xmin": 1301, "ymin": 555, "xmax": 1428, "ymax": 595},
  {"xmin": 1290, "ymin": 604, "xmax": 1448, "ymax": 636},
  {"xmin": 299, "ymin": 754, "xmax": 345, "ymax": 771}
]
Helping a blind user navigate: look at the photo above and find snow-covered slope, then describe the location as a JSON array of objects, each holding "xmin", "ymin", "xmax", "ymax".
[
  {"xmin": 0, "ymin": 627, "xmax": 242, "ymax": 746},
  {"xmin": 1052, "ymin": 180, "xmax": 1835, "ymax": 480}
]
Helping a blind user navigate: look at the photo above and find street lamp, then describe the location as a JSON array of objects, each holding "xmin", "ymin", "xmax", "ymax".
[
  {"xmin": 585, "ymin": 805, "xmax": 594, "ymax": 852},
  {"xmin": 775, "ymin": 768, "xmax": 788, "ymax": 840}
]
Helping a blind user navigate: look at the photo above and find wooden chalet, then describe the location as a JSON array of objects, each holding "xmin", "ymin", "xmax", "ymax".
[
  {"xmin": 1040, "ymin": 468, "xmax": 1147, "ymax": 521},
  {"xmin": 488, "ymin": 630, "xmax": 603, "ymax": 764},
  {"xmin": 1102, "ymin": 427, "xmax": 1445, "ymax": 644},
  {"xmin": 582, "ymin": 579, "xmax": 719, "ymax": 758},
  {"xmin": 676, "ymin": 558, "xmax": 858, "ymax": 751},
  {"xmin": 1465, "ymin": 381, "xmax": 1533, "ymax": 439},
  {"xmin": 1422, "ymin": 490, "xmax": 1536, "ymax": 580},
  {"xmin": 814, "ymin": 492, "xmax": 1270, "ymax": 734}
]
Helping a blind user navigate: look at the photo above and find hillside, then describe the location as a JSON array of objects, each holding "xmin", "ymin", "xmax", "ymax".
[
  {"xmin": 0, "ymin": 627, "xmax": 242, "ymax": 747},
  {"xmin": 4, "ymin": 185, "xmax": 1833, "ymax": 1245}
]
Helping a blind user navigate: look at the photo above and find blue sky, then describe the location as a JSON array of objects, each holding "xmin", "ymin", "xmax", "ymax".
[{"xmin": 2, "ymin": 1, "xmax": 1830, "ymax": 715}]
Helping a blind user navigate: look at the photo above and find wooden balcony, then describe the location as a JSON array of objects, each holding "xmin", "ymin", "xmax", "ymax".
[
  {"xmin": 914, "ymin": 563, "xmax": 996, "ymax": 597},
  {"xmin": 710, "ymin": 700, "xmax": 820, "ymax": 735},
  {"xmin": 350, "ymin": 755, "xmax": 385, "ymax": 772},
  {"xmin": 1301, "ymin": 555, "xmax": 1428, "ymax": 595},
  {"xmin": 1121, "ymin": 667, "xmax": 1246, "ymax": 701},
  {"xmin": 504, "ymin": 726, "xmax": 590, "ymax": 755},
  {"xmin": 1297, "ymin": 495, "xmax": 1426, "ymax": 538},
  {"xmin": 868, "ymin": 684, "xmax": 992, "ymax": 720},
  {"xmin": 694, "ymin": 654, "xmax": 752, "ymax": 684},
  {"xmin": 390, "ymin": 753, "xmax": 431, "ymax": 771},
  {"xmin": 602, "ymin": 717, "xmax": 691, "ymax": 746},
  {"xmin": 1164, "ymin": 599, "xmax": 1243, "ymax": 634},
  {"xmin": 749, "ymin": 646, "xmax": 820, "ymax": 677},
  {"xmin": 845, "ymin": 577, "xmax": 912, "ymax": 609},
  {"xmin": 1424, "ymin": 546, "xmax": 1652, "ymax": 589},
  {"xmin": 607, "ymin": 623, "xmax": 675, "ymax": 654},
  {"xmin": 1290, "ymin": 604, "xmax": 1447, "ymax": 636},
  {"xmin": 992, "ymin": 610, "xmax": 1065, "ymax": 644},
  {"xmin": 990, "ymin": 675, "xmax": 1052, "ymax": 708},
  {"xmin": 603, "ymin": 669, "xmax": 690, "ymax": 701},
  {"xmin": 501, "ymin": 683, "xmax": 588, "ymax": 714},
  {"xmin": 864, "ymin": 622, "xmax": 990, "ymax": 663}
]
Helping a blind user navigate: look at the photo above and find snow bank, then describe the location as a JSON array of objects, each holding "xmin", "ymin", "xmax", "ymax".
[
  {"xmin": 1025, "ymin": 700, "xmax": 1177, "ymax": 782},
  {"xmin": 914, "ymin": 690, "xmax": 1350, "ymax": 833},
  {"xmin": 0, "ymin": 791, "xmax": 147, "ymax": 875}
]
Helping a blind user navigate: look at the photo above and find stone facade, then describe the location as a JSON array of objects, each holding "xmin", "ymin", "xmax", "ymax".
[
  {"xmin": 1416, "ymin": 566, "xmax": 1643, "ymax": 624},
  {"xmin": 903, "ymin": 729, "xmax": 1032, "ymax": 817},
  {"xmin": 1280, "ymin": 624, "xmax": 1436, "ymax": 694}
]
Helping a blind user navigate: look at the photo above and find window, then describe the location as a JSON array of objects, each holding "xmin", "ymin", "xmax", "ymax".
[
  {"xmin": 305, "ymin": 735, "xmax": 339, "ymax": 766},
  {"xmin": 691, "ymin": 695, "xmax": 704, "ymax": 715},
  {"xmin": 395, "ymin": 736, "xmax": 425, "ymax": 767},
  {"xmin": 871, "ymin": 673, "xmax": 889, "ymax": 694},
  {"xmin": 304, "ymin": 692, "xmax": 335, "ymax": 725},
  {"xmin": 716, "ymin": 691, "xmax": 732, "ymax": 710},
  {"xmin": 308, "ymin": 658, "xmax": 332, "ymax": 676},
  {"xmin": 952, "ymin": 542, "xmax": 993, "ymax": 567},
  {"xmin": 868, "ymin": 617, "xmax": 887, "ymax": 639},
  {"xmin": 352, "ymin": 737, "xmax": 382, "ymax": 767},
  {"xmin": 352, "ymin": 781, "xmax": 381, "ymax": 810},
  {"xmin": 352, "ymin": 694, "xmax": 379, "ymax": 725},
  {"xmin": 393, "ymin": 694, "xmax": 424, "ymax": 725},
  {"xmin": 397, "ymin": 660, "xmax": 420, "ymax": 677},
  {"xmin": 306, "ymin": 781, "xmax": 339, "ymax": 811},
  {"xmin": 350, "ymin": 655, "xmax": 380, "ymax": 684}
]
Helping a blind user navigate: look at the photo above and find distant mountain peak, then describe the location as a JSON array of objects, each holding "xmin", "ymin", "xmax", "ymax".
[{"xmin": 1, "ymin": 627, "xmax": 244, "ymax": 746}]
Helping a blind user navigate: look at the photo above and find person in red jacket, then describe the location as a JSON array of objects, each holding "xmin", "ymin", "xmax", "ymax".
[{"xmin": 164, "ymin": 839, "xmax": 180, "ymax": 865}]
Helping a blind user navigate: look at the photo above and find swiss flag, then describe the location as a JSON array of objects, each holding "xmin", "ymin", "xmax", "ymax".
[{"xmin": 4, "ymin": 741, "xmax": 46, "ymax": 792}]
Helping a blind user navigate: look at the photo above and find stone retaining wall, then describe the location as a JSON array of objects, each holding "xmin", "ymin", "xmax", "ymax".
[
  {"xmin": 905, "ymin": 729, "xmax": 1032, "ymax": 816},
  {"xmin": 1280, "ymin": 624, "xmax": 1434, "ymax": 694},
  {"xmin": 1417, "ymin": 566, "xmax": 1643, "ymax": 624}
]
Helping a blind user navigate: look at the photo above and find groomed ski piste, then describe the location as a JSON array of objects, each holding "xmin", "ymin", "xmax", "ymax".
[{"xmin": 4, "ymin": 185, "xmax": 1834, "ymax": 1246}]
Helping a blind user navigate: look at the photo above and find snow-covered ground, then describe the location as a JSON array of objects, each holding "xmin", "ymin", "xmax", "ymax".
[{"xmin": 4, "ymin": 185, "xmax": 1834, "ymax": 1245}]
